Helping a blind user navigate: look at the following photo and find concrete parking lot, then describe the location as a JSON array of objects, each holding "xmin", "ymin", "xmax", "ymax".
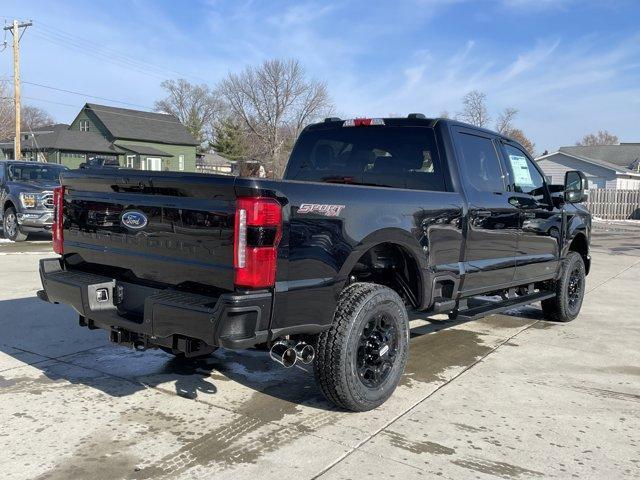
[{"xmin": 1, "ymin": 223, "xmax": 639, "ymax": 480}]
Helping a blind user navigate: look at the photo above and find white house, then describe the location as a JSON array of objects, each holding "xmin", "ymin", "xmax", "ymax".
[{"xmin": 536, "ymin": 144, "xmax": 640, "ymax": 190}]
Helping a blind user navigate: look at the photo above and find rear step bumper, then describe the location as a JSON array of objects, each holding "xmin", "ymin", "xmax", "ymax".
[{"xmin": 38, "ymin": 258, "xmax": 271, "ymax": 350}]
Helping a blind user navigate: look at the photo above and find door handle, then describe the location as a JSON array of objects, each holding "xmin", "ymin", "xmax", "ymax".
[{"xmin": 523, "ymin": 212, "xmax": 536, "ymax": 219}]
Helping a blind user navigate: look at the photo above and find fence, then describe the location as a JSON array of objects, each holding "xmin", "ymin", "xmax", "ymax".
[{"xmin": 585, "ymin": 189, "xmax": 640, "ymax": 220}]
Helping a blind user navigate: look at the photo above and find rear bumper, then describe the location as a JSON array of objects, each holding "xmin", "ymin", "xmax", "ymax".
[{"xmin": 38, "ymin": 258, "xmax": 271, "ymax": 349}]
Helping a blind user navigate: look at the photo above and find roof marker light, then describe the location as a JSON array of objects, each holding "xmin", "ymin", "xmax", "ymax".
[{"xmin": 343, "ymin": 118, "xmax": 385, "ymax": 127}]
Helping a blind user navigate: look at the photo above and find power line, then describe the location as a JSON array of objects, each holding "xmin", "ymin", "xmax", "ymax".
[
  {"xmin": 20, "ymin": 95, "xmax": 81, "ymax": 108},
  {"xmin": 3, "ymin": 77, "xmax": 156, "ymax": 112},
  {"xmin": 21, "ymin": 80, "xmax": 154, "ymax": 110},
  {"xmin": 37, "ymin": 23, "xmax": 180, "ymax": 76},
  {"xmin": 30, "ymin": 30, "xmax": 170, "ymax": 81},
  {"xmin": 37, "ymin": 20, "xmax": 205, "ymax": 82},
  {"xmin": 30, "ymin": 20, "xmax": 211, "ymax": 84}
]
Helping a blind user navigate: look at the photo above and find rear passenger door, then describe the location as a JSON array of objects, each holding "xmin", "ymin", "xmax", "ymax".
[
  {"xmin": 499, "ymin": 142, "xmax": 560, "ymax": 282},
  {"xmin": 452, "ymin": 128, "xmax": 519, "ymax": 295}
]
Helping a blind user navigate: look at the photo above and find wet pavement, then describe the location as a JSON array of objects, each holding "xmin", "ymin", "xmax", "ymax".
[{"xmin": 0, "ymin": 227, "xmax": 638, "ymax": 479}]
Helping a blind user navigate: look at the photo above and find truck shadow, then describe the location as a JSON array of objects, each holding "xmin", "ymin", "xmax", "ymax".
[{"xmin": 0, "ymin": 295, "xmax": 539, "ymax": 409}]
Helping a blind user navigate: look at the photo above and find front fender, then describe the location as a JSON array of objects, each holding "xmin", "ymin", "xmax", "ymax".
[
  {"xmin": 562, "ymin": 211, "xmax": 590, "ymax": 256},
  {"xmin": 562, "ymin": 205, "xmax": 591, "ymax": 274},
  {"xmin": 3, "ymin": 193, "xmax": 20, "ymax": 213}
]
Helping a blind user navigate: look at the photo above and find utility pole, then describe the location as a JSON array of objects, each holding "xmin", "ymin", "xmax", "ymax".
[{"xmin": 3, "ymin": 20, "xmax": 32, "ymax": 159}]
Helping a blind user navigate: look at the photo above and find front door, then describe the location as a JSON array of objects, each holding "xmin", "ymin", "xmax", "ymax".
[
  {"xmin": 499, "ymin": 142, "xmax": 559, "ymax": 282},
  {"xmin": 452, "ymin": 128, "xmax": 520, "ymax": 295}
]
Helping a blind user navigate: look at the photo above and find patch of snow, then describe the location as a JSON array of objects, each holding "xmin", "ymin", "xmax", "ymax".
[{"xmin": 593, "ymin": 218, "xmax": 640, "ymax": 224}]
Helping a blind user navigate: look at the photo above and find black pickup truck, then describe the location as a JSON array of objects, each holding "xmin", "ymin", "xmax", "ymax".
[
  {"xmin": 1, "ymin": 161, "xmax": 68, "ymax": 241},
  {"xmin": 38, "ymin": 116, "xmax": 591, "ymax": 411}
]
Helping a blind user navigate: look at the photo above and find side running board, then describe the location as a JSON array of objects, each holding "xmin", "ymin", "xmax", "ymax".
[{"xmin": 454, "ymin": 291, "xmax": 555, "ymax": 322}]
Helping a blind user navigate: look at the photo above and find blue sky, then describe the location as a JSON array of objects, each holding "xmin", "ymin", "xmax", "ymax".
[{"xmin": 2, "ymin": 0, "xmax": 639, "ymax": 152}]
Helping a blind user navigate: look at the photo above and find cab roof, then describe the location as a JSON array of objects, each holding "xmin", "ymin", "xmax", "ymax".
[{"xmin": 306, "ymin": 115, "xmax": 522, "ymax": 147}]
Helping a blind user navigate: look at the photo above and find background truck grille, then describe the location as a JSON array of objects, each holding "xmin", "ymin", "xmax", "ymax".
[{"xmin": 42, "ymin": 192, "xmax": 54, "ymax": 209}]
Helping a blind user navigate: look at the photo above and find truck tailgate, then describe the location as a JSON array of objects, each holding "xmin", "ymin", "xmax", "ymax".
[{"xmin": 60, "ymin": 171, "xmax": 236, "ymax": 292}]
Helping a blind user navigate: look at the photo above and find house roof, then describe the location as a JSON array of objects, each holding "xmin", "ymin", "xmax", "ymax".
[
  {"xmin": 559, "ymin": 145, "xmax": 640, "ymax": 171},
  {"xmin": 119, "ymin": 144, "xmax": 174, "ymax": 157},
  {"xmin": 22, "ymin": 129, "xmax": 125, "ymax": 155},
  {"xmin": 196, "ymin": 152, "xmax": 236, "ymax": 166},
  {"xmin": 536, "ymin": 150, "xmax": 640, "ymax": 178},
  {"xmin": 29, "ymin": 123, "xmax": 69, "ymax": 134},
  {"xmin": 84, "ymin": 103, "xmax": 199, "ymax": 146}
]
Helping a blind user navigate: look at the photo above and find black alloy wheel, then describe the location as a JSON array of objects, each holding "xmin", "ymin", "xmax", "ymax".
[
  {"xmin": 357, "ymin": 313, "xmax": 399, "ymax": 388},
  {"xmin": 567, "ymin": 264, "xmax": 584, "ymax": 312}
]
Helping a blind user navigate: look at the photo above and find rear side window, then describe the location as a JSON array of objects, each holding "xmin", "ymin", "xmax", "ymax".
[
  {"xmin": 455, "ymin": 132, "xmax": 505, "ymax": 193},
  {"xmin": 285, "ymin": 126, "xmax": 446, "ymax": 191}
]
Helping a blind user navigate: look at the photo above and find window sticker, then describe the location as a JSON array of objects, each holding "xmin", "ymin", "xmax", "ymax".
[{"xmin": 508, "ymin": 154, "xmax": 533, "ymax": 187}]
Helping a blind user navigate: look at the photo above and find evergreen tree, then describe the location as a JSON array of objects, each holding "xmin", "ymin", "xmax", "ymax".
[{"xmin": 211, "ymin": 118, "xmax": 248, "ymax": 161}]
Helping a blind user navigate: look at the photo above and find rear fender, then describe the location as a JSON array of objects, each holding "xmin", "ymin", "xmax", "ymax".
[{"xmin": 338, "ymin": 227, "xmax": 429, "ymax": 307}]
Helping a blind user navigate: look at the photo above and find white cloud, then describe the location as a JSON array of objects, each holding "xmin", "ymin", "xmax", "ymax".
[
  {"xmin": 333, "ymin": 33, "xmax": 640, "ymax": 151},
  {"xmin": 501, "ymin": 0, "xmax": 574, "ymax": 11}
]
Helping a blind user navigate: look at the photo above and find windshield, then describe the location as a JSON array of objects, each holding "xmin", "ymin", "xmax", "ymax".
[
  {"xmin": 285, "ymin": 126, "xmax": 446, "ymax": 192},
  {"xmin": 7, "ymin": 164, "xmax": 67, "ymax": 182}
]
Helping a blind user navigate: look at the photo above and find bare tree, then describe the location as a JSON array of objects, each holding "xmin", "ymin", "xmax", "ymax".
[
  {"xmin": 0, "ymin": 81, "xmax": 13, "ymax": 141},
  {"xmin": 506, "ymin": 128, "xmax": 536, "ymax": 157},
  {"xmin": 1, "ymin": 81, "xmax": 55, "ymax": 140},
  {"xmin": 21, "ymin": 105, "xmax": 54, "ymax": 132},
  {"xmin": 155, "ymin": 79, "xmax": 222, "ymax": 147},
  {"xmin": 457, "ymin": 90, "xmax": 490, "ymax": 128},
  {"xmin": 495, "ymin": 107, "xmax": 518, "ymax": 135},
  {"xmin": 218, "ymin": 59, "xmax": 333, "ymax": 177},
  {"xmin": 576, "ymin": 130, "xmax": 619, "ymax": 146}
]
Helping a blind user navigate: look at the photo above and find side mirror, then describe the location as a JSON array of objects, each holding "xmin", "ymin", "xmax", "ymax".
[{"xmin": 564, "ymin": 170, "xmax": 588, "ymax": 203}]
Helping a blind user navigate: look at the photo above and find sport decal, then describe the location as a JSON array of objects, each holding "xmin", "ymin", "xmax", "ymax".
[{"xmin": 298, "ymin": 203, "xmax": 346, "ymax": 217}]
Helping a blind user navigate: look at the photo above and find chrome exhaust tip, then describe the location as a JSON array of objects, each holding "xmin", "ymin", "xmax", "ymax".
[
  {"xmin": 294, "ymin": 342, "xmax": 315, "ymax": 364},
  {"xmin": 270, "ymin": 341, "xmax": 297, "ymax": 368}
]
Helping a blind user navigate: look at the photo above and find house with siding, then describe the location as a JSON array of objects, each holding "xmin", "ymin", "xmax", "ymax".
[
  {"xmin": 1, "ymin": 123, "xmax": 124, "ymax": 167},
  {"xmin": 2, "ymin": 103, "xmax": 199, "ymax": 171},
  {"xmin": 536, "ymin": 144, "xmax": 640, "ymax": 190}
]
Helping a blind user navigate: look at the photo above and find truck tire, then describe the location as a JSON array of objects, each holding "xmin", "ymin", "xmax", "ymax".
[
  {"xmin": 3, "ymin": 207, "xmax": 28, "ymax": 242},
  {"xmin": 314, "ymin": 282, "xmax": 409, "ymax": 412},
  {"xmin": 541, "ymin": 251, "xmax": 585, "ymax": 322}
]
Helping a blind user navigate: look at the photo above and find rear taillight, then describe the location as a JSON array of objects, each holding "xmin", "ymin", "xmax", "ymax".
[
  {"xmin": 52, "ymin": 186, "xmax": 65, "ymax": 255},
  {"xmin": 234, "ymin": 197, "xmax": 282, "ymax": 289}
]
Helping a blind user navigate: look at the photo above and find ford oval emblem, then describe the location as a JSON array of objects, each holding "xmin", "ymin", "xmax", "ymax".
[{"xmin": 121, "ymin": 211, "xmax": 148, "ymax": 230}]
